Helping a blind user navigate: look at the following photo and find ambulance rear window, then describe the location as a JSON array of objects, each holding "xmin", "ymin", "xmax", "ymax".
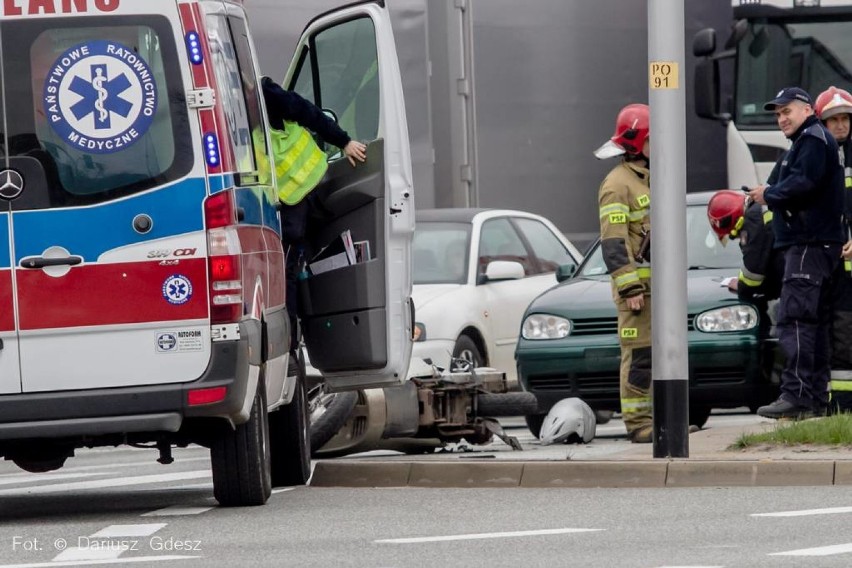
[{"xmin": 2, "ymin": 16, "xmax": 191, "ymax": 209}]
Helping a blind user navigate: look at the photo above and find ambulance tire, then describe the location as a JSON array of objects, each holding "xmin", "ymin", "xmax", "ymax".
[
  {"xmin": 269, "ymin": 370, "xmax": 311, "ymax": 487},
  {"xmin": 211, "ymin": 385, "xmax": 272, "ymax": 507}
]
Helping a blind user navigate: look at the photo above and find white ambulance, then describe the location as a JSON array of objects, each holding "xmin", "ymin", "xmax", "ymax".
[{"xmin": 0, "ymin": 0, "xmax": 413, "ymax": 506}]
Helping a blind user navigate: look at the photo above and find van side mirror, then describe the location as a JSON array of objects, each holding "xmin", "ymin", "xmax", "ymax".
[{"xmin": 556, "ymin": 263, "xmax": 577, "ymax": 283}]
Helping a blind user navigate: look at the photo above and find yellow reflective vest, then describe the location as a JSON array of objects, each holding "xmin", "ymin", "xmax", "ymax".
[{"xmin": 269, "ymin": 121, "xmax": 328, "ymax": 205}]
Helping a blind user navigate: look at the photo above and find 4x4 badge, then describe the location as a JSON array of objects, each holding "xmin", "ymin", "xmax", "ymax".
[{"xmin": 0, "ymin": 169, "xmax": 24, "ymax": 200}]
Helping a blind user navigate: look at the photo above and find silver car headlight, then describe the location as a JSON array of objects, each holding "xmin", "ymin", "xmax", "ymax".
[
  {"xmin": 522, "ymin": 314, "xmax": 572, "ymax": 340},
  {"xmin": 694, "ymin": 305, "xmax": 758, "ymax": 332}
]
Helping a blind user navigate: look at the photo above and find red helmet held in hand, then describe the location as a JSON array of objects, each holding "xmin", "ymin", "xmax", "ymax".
[
  {"xmin": 815, "ymin": 86, "xmax": 852, "ymax": 121},
  {"xmin": 707, "ymin": 190, "xmax": 747, "ymax": 244},
  {"xmin": 594, "ymin": 103, "xmax": 650, "ymax": 159}
]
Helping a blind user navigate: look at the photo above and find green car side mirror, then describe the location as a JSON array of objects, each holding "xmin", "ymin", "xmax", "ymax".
[{"xmin": 556, "ymin": 263, "xmax": 577, "ymax": 283}]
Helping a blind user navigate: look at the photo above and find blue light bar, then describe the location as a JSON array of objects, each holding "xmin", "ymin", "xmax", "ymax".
[
  {"xmin": 185, "ymin": 31, "xmax": 203, "ymax": 65},
  {"xmin": 204, "ymin": 133, "xmax": 220, "ymax": 167}
]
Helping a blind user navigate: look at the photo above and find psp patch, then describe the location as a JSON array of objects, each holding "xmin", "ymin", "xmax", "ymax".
[
  {"xmin": 43, "ymin": 40, "xmax": 158, "ymax": 154},
  {"xmin": 162, "ymin": 274, "xmax": 193, "ymax": 305}
]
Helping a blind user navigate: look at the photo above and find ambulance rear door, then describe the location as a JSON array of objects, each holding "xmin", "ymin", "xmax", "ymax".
[
  {"xmin": 2, "ymin": 2, "xmax": 212, "ymax": 393},
  {"xmin": 284, "ymin": 0, "xmax": 414, "ymax": 391}
]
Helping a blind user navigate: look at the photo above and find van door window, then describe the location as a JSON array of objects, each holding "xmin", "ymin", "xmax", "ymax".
[
  {"xmin": 7, "ymin": 16, "xmax": 191, "ymax": 209},
  {"xmin": 289, "ymin": 17, "xmax": 379, "ymax": 153},
  {"xmin": 206, "ymin": 14, "xmax": 267, "ymax": 184}
]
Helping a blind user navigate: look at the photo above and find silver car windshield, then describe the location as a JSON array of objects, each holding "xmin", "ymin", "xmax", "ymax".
[{"xmin": 578, "ymin": 203, "xmax": 742, "ymax": 277}]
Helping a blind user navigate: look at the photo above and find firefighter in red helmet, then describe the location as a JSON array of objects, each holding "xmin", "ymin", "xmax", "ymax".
[
  {"xmin": 594, "ymin": 103, "xmax": 653, "ymax": 443},
  {"xmin": 707, "ymin": 189, "xmax": 784, "ymax": 304},
  {"xmin": 815, "ymin": 86, "xmax": 852, "ymax": 412}
]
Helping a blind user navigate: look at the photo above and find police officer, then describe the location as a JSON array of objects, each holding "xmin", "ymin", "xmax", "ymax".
[
  {"xmin": 261, "ymin": 77, "xmax": 367, "ymax": 357},
  {"xmin": 815, "ymin": 86, "xmax": 852, "ymax": 411},
  {"xmin": 594, "ymin": 103, "xmax": 653, "ymax": 443},
  {"xmin": 748, "ymin": 87, "xmax": 846, "ymax": 419},
  {"xmin": 707, "ymin": 190, "xmax": 783, "ymax": 303}
]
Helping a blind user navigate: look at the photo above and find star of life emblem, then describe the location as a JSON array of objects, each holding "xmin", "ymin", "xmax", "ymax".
[
  {"xmin": 43, "ymin": 40, "xmax": 158, "ymax": 154},
  {"xmin": 163, "ymin": 275, "xmax": 193, "ymax": 305}
]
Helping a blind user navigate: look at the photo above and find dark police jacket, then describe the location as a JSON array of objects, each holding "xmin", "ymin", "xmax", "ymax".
[
  {"xmin": 261, "ymin": 76, "xmax": 351, "ymax": 150},
  {"xmin": 737, "ymin": 200, "xmax": 784, "ymax": 302},
  {"xmin": 764, "ymin": 115, "xmax": 845, "ymax": 249}
]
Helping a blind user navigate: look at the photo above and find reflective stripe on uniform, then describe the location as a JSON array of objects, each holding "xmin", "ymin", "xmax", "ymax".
[
  {"xmin": 621, "ymin": 397, "xmax": 652, "ymax": 414},
  {"xmin": 614, "ymin": 271, "xmax": 640, "ymax": 288},
  {"xmin": 830, "ymin": 380, "xmax": 852, "ymax": 391},
  {"xmin": 599, "ymin": 203, "xmax": 630, "ymax": 218},
  {"xmin": 846, "ymin": 260, "xmax": 851, "ymax": 273},
  {"xmin": 738, "ymin": 268, "xmax": 764, "ymax": 287},
  {"xmin": 830, "ymin": 369, "xmax": 852, "ymax": 381},
  {"xmin": 629, "ymin": 209, "xmax": 649, "ymax": 222},
  {"xmin": 763, "ymin": 210, "xmax": 773, "ymax": 223},
  {"xmin": 636, "ymin": 266, "xmax": 651, "ymax": 279}
]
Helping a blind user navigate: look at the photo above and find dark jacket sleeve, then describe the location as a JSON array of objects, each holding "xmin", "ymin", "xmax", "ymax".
[
  {"xmin": 763, "ymin": 136, "xmax": 826, "ymax": 210},
  {"xmin": 261, "ymin": 77, "xmax": 351, "ymax": 149},
  {"xmin": 766, "ymin": 153, "xmax": 784, "ymax": 186}
]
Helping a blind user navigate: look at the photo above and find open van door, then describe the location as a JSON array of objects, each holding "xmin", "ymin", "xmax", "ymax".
[
  {"xmin": 0, "ymin": 196, "xmax": 18, "ymax": 394},
  {"xmin": 283, "ymin": 1, "xmax": 414, "ymax": 391}
]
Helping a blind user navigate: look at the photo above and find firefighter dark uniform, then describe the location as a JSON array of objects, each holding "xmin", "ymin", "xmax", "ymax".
[
  {"xmin": 757, "ymin": 97, "xmax": 845, "ymax": 418},
  {"xmin": 735, "ymin": 201, "xmax": 784, "ymax": 305},
  {"xmin": 829, "ymin": 137, "xmax": 852, "ymax": 411},
  {"xmin": 598, "ymin": 160, "xmax": 652, "ymax": 439}
]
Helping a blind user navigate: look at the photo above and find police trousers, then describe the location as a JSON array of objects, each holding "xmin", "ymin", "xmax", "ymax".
[
  {"xmin": 777, "ymin": 243, "xmax": 841, "ymax": 410},
  {"xmin": 617, "ymin": 295, "xmax": 652, "ymax": 434},
  {"xmin": 830, "ymin": 258, "xmax": 852, "ymax": 412}
]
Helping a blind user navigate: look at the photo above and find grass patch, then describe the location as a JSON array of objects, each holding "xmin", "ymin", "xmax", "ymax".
[{"xmin": 731, "ymin": 413, "xmax": 852, "ymax": 450}]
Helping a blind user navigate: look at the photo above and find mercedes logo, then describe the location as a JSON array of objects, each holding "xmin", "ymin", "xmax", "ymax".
[{"xmin": 0, "ymin": 169, "xmax": 24, "ymax": 201}]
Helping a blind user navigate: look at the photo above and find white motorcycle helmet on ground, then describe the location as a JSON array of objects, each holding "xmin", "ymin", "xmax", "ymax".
[{"xmin": 538, "ymin": 397, "xmax": 596, "ymax": 445}]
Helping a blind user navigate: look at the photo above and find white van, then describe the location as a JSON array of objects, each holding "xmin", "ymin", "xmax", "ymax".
[{"xmin": 0, "ymin": 0, "xmax": 413, "ymax": 506}]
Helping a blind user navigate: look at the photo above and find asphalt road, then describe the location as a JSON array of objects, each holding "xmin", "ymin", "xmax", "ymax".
[{"xmin": 1, "ymin": 412, "xmax": 852, "ymax": 567}]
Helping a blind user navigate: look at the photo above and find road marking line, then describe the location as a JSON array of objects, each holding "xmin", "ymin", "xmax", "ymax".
[
  {"xmin": 0, "ymin": 472, "xmax": 114, "ymax": 486},
  {"xmin": 143, "ymin": 506, "xmax": 214, "ymax": 517},
  {"xmin": 91, "ymin": 525, "xmax": 167, "ymax": 538},
  {"xmin": 753, "ymin": 506, "xmax": 852, "ymax": 517},
  {"xmin": 375, "ymin": 528, "xmax": 602, "ymax": 544},
  {"xmin": 0, "ymin": 555, "xmax": 200, "ymax": 567},
  {"xmin": 0, "ymin": 471, "xmax": 210, "ymax": 495},
  {"xmin": 272, "ymin": 487, "xmax": 296, "ymax": 495},
  {"xmin": 770, "ymin": 543, "xmax": 852, "ymax": 557},
  {"xmin": 54, "ymin": 547, "xmax": 126, "ymax": 562}
]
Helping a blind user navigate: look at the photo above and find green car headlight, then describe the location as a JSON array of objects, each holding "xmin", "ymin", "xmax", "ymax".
[
  {"xmin": 522, "ymin": 314, "xmax": 572, "ymax": 340},
  {"xmin": 694, "ymin": 305, "xmax": 758, "ymax": 332}
]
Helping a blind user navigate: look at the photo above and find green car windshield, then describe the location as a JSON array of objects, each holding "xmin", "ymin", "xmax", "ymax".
[{"xmin": 578, "ymin": 204, "xmax": 743, "ymax": 277}]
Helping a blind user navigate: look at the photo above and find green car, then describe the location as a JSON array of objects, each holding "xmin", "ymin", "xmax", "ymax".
[{"xmin": 515, "ymin": 192, "xmax": 779, "ymax": 435}]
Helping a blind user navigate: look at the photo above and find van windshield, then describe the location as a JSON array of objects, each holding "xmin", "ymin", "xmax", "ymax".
[{"xmin": 1, "ymin": 16, "xmax": 191, "ymax": 210}]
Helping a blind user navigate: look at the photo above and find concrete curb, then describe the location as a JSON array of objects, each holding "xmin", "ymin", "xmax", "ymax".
[{"xmin": 310, "ymin": 460, "xmax": 848, "ymax": 488}]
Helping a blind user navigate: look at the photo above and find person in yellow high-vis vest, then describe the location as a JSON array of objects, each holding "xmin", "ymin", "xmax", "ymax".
[
  {"xmin": 816, "ymin": 86, "xmax": 852, "ymax": 412},
  {"xmin": 261, "ymin": 76, "xmax": 367, "ymax": 357},
  {"xmin": 594, "ymin": 103, "xmax": 653, "ymax": 443}
]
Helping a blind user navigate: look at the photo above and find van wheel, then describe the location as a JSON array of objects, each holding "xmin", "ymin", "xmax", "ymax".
[
  {"xmin": 269, "ymin": 356, "xmax": 312, "ymax": 487},
  {"xmin": 211, "ymin": 385, "xmax": 272, "ymax": 507}
]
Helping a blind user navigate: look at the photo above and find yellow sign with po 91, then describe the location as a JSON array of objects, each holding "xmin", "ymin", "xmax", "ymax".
[{"xmin": 650, "ymin": 61, "xmax": 678, "ymax": 89}]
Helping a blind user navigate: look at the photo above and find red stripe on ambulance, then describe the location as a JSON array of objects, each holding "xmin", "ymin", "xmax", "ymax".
[
  {"xmin": 16, "ymin": 259, "xmax": 209, "ymax": 330},
  {"xmin": 0, "ymin": 269, "xmax": 13, "ymax": 332}
]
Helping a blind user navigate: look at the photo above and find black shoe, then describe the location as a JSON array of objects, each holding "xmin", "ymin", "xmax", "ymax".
[{"xmin": 756, "ymin": 398, "xmax": 814, "ymax": 420}]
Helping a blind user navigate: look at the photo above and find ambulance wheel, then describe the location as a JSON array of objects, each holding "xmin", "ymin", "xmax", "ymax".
[
  {"xmin": 270, "ymin": 357, "xmax": 312, "ymax": 487},
  {"xmin": 211, "ymin": 384, "xmax": 272, "ymax": 507}
]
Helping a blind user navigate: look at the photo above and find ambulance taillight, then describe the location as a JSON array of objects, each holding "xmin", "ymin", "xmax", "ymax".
[{"xmin": 204, "ymin": 191, "xmax": 243, "ymax": 323}]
